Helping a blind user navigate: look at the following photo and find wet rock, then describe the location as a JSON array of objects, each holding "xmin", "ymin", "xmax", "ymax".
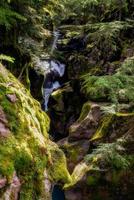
[
  {"xmin": 6, "ymin": 94, "xmax": 18, "ymax": 103},
  {"xmin": 3, "ymin": 172, "xmax": 21, "ymax": 200},
  {"xmin": 69, "ymin": 102, "xmax": 101, "ymax": 141},
  {"xmin": 58, "ymin": 138, "xmax": 90, "ymax": 172},
  {"xmin": 0, "ymin": 64, "xmax": 72, "ymax": 199},
  {"xmin": 0, "ymin": 178, "xmax": 7, "ymax": 189},
  {"xmin": 0, "ymin": 106, "xmax": 10, "ymax": 137},
  {"xmin": 49, "ymin": 82, "xmax": 83, "ymax": 140},
  {"xmin": 43, "ymin": 170, "xmax": 52, "ymax": 200},
  {"xmin": 65, "ymin": 189, "xmax": 83, "ymax": 200}
]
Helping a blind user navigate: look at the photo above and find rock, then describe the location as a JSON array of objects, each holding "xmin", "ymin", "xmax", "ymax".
[
  {"xmin": 65, "ymin": 189, "xmax": 83, "ymax": 200},
  {"xmin": 61, "ymin": 103, "xmax": 134, "ymax": 198},
  {"xmin": 6, "ymin": 94, "xmax": 18, "ymax": 103},
  {"xmin": 0, "ymin": 64, "xmax": 72, "ymax": 199},
  {"xmin": 49, "ymin": 82, "xmax": 82, "ymax": 140},
  {"xmin": 69, "ymin": 102, "xmax": 101, "ymax": 141},
  {"xmin": 0, "ymin": 178, "xmax": 7, "ymax": 189},
  {"xmin": 0, "ymin": 106, "xmax": 10, "ymax": 137},
  {"xmin": 3, "ymin": 172, "xmax": 21, "ymax": 200},
  {"xmin": 58, "ymin": 138, "xmax": 90, "ymax": 172},
  {"xmin": 43, "ymin": 170, "xmax": 52, "ymax": 200}
]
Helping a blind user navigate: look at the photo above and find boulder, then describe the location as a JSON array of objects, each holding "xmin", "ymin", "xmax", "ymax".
[{"xmin": 0, "ymin": 64, "xmax": 72, "ymax": 199}]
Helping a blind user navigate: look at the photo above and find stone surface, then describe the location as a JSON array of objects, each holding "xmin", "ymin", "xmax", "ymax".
[
  {"xmin": 0, "ymin": 106, "xmax": 10, "ymax": 137},
  {"xmin": 0, "ymin": 64, "xmax": 72, "ymax": 199},
  {"xmin": 69, "ymin": 102, "xmax": 101, "ymax": 141}
]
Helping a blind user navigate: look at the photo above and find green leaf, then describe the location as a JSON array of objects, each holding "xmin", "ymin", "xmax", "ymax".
[{"xmin": 0, "ymin": 54, "xmax": 15, "ymax": 63}]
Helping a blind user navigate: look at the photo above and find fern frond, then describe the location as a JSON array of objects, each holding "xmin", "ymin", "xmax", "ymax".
[
  {"xmin": 85, "ymin": 139, "xmax": 130, "ymax": 171},
  {"xmin": 0, "ymin": 54, "xmax": 15, "ymax": 63},
  {"xmin": 0, "ymin": 7, "xmax": 26, "ymax": 29}
]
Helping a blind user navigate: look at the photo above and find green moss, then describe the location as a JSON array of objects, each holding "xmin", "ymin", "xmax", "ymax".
[
  {"xmin": 87, "ymin": 173, "xmax": 100, "ymax": 186},
  {"xmin": 0, "ymin": 138, "xmax": 16, "ymax": 181},
  {"xmin": 69, "ymin": 148, "xmax": 79, "ymax": 161},
  {"xmin": 48, "ymin": 145, "xmax": 72, "ymax": 183},
  {"xmin": 91, "ymin": 114, "xmax": 114, "ymax": 141},
  {"xmin": 51, "ymin": 89, "xmax": 64, "ymax": 111},
  {"xmin": 62, "ymin": 142, "xmax": 81, "ymax": 164},
  {"xmin": 77, "ymin": 102, "xmax": 91, "ymax": 122},
  {"xmin": 0, "ymin": 64, "xmax": 71, "ymax": 198},
  {"xmin": 1, "ymin": 97, "xmax": 20, "ymax": 135}
]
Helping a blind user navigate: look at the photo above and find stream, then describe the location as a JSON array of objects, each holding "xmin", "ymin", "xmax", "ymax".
[
  {"xmin": 38, "ymin": 30, "xmax": 65, "ymax": 111},
  {"xmin": 40, "ymin": 30, "xmax": 66, "ymax": 199},
  {"xmin": 52, "ymin": 185, "xmax": 65, "ymax": 200},
  {"xmin": 43, "ymin": 59, "xmax": 65, "ymax": 110}
]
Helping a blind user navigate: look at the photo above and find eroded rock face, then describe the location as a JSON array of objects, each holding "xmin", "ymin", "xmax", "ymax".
[
  {"xmin": 58, "ymin": 138, "xmax": 90, "ymax": 173},
  {"xmin": 0, "ymin": 64, "xmax": 72, "ymax": 199},
  {"xmin": 0, "ymin": 106, "xmax": 10, "ymax": 137},
  {"xmin": 64, "ymin": 170, "xmax": 134, "ymax": 200},
  {"xmin": 0, "ymin": 177, "xmax": 7, "ymax": 189},
  {"xmin": 62, "ymin": 106, "xmax": 134, "ymax": 200},
  {"xmin": 69, "ymin": 102, "xmax": 101, "ymax": 141},
  {"xmin": 49, "ymin": 82, "xmax": 83, "ymax": 140},
  {"xmin": 2, "ymin": 172, "xmax": 21, "ymax": 200}
]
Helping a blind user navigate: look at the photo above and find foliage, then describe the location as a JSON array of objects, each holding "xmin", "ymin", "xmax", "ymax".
[
  {"xmin": 85, "ymin": 21, "xmax": 133, "ymax": 59},
  {"xmin": 82, "ymin": 56, "xmax": 134, "ymax": 103},
  {"xmin": 0, "ymin": 64, "xmax": 72, "ymax": 198},
  {"xmin": 0, "ymin": 54, "xmax": 15, "ymax": 63},
  {"xmin": 37, "ymin": 0, "xmax": 133, "ymax": 27},
  {"xmin": 85, "ymin": 139, "xmax": 130, "ymax": 171},
  {"xmin": 63, "ymin": 0, "xmax": 130, "ymax": 24},
  {"xmin": 43, "ymin": 0, "xmax": 67, "ymax": 27},
  {"xmin": 117, "ymin": 56, "xmax": 134, "ymax": 75},
  {"xmin": 0, "ymin": 2, "xmax": 26, "ymax": 29}
]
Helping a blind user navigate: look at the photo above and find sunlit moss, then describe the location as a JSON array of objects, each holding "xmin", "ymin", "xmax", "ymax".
[{"xmin": 0, "ymin": 64, "xmax": 71, "ymax": 198}]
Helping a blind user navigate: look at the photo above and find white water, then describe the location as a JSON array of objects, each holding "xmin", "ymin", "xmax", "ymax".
[
  {"xmin": 50, "ymin": 61, "xmax": 65, "ymax": 77},
  {"xmin": 43, "ymin": 81, "xmax": 60, "ymax": 111},
  {"xmin": 50, "ymin": 31, "xmax": 60, "ymax": 55},
  {"xmin": 42, "ymin": 30, "xmax": 65, "ymax": 111},
  {"xmin": 43, "ymin": 60, "xmax": 65, "ymax": 111}
]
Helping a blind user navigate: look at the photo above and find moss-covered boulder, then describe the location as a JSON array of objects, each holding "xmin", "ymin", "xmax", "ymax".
[
  {"xmin": 0, "ymin": 64, "xmax": 71, "ymax": 199},
  {"xmin": 58, "ymin": 101, "xmax": 134, "ymax": 199}
]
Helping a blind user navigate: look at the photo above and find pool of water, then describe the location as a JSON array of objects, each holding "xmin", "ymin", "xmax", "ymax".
[{"xmin": 52, "ymin": 185, "xmax": 65, "ymax": 200}]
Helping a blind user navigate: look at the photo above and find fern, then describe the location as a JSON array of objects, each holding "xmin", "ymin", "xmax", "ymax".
[
  {"xmin": 0, "ymin": 7, "xmax": 26, "ymax": 29},
  {"xmin": 43, "ymin": 0, "xmax": 67, "ymax": 26},
  {"xmin": 117, "ymin": 56, "xmax": 134, "ymax": 75},
  {"xmin": 82, "ymin": 54, "xmax": 134, "ymax": 103},
  {"xmin": 85, "ymin": 139, "xmax": 130, "ymax": 171},
  {"xmin": 85, "ymin": 21, "xmax": 133, "ymax": 55},
  {"xmin": 63, "ymin": 0, "xmax": 129, "ymax": 24},
  {"xmin": 0, "ymin": 54, "xmax": 15, "ymax": 63}
]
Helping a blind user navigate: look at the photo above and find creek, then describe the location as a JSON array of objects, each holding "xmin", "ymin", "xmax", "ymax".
[
  {"xmin": 41, "ymin": 30, "xmax": 66, "ymax": 199},
  {"xmin": 52, "ymin": 185, "xmax": 65, "ymax": 200},
  {"xmin": 37, "ymin": 30, "xmax": 66, "ymax": 111}
]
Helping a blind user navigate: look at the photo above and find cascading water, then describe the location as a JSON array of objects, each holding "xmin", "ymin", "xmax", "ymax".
[
  {"xmin": 50, "ymin": 31, "xmax": 60, "ymax": 55},
  {"xmin": 42, "ymin": 30, "xmax": 65, "ymax": 110},
  {"xmin": 34, "ymin": 30, "xmax": 65, "ymax": 111},
  {"xmin": 43, "ymin": 60, "xmax": 65, "ymax": 110}
]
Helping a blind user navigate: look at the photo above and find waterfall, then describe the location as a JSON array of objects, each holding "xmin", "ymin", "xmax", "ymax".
[
  {"xmin": 50, "ymin": 31, "xmax": 60, "ymax": 55},
  {"xmin": 42, "ymin": 30, "xmax": 65, "ymax": 111},
  {"xmin": 33, "ymin": 30, "xmax": 65, "ymax": 111}
]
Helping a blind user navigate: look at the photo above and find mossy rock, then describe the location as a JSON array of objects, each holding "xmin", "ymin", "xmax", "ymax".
[{"xmin": 0, "ymin": 64, "xmax": 71, "ymax": 199}]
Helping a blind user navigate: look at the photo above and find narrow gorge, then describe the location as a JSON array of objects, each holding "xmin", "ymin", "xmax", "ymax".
[{"xmin": 0, "ymin": 0, "xmax": 134, "ymax": 200}]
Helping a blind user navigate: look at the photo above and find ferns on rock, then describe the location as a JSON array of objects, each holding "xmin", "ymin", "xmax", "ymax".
[
  {"xmin": 85, "ymin": 139, "xmax": 130, "ymax": 171},
  {"xmin": 82, "ymin": 57, "xmax": 134, "ymax": 103}
]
